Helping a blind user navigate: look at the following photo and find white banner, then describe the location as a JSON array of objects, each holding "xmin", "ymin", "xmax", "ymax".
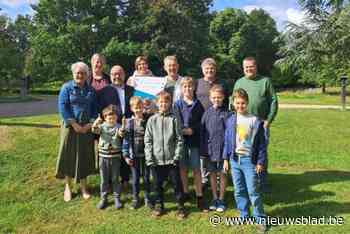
[{"xmin": 133, "ymin": 76, "xmax": 167, "ymax": 100}]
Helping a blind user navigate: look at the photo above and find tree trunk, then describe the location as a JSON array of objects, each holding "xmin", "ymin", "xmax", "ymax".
[{"xmin": 321, "ymin": 82, "xmax": 326, "ymax": 93}]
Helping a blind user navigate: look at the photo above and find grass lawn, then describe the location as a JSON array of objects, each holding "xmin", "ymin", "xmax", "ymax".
[
  {"xmin": 278, "ymin": 87, "xmax": 350, "ymax": 105},
  {"xmin": 0, "ymin": 110, "xmax": 349, "ymax": 234}
]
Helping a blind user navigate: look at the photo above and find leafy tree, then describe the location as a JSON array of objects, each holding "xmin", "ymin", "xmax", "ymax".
[{"xmin": 210, "ymin": 8, "xmax": 280, "ymax": 82}]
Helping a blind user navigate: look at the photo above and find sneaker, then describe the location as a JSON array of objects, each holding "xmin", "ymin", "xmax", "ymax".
[
  {"xmin": 114, "ymin": 197, "xmax": 123, "ymax": 209},
  {"xmin": 256, "ymin": 223, "xmax": 268, "ymax": 233},
  {"xmin": 209, "ymin": 199, "xmax": 218, "ymax": 211},
  {"xmin": 196, "ymin": 196, "xmax": 209, "ymax": 213},
  {"xmin": 216, "ymin": 200, "xmax": 226, "ymax": 212},
  {"xmin": 130, "ymin": 199, "xmax": 140, "ymax": 210},
  {"xmin": 97, "ymin": 199, "xmax": 108, "ymax": 209},
  {"xmin": 145, "ymin": 198, "xmax": 154, "ymax": 209},
  {"xmin": 183, "ymin": 193, "xmax": 191, "ymax": 203},
  {"xmin": 176, "ymin": 207, "xmax": 186, "ymax": 220},
  {"xmin": 152, "ymin": 203, "xmax": 164, "ymax": 217}
]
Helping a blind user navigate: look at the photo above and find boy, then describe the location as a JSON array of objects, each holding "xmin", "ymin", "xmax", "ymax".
[
  {"xmin": 200, "ymin": 85, "xmax": 230, "ymax": 212},
  {"xmin": 123, "ymin": 96, "xmax": 153, "ymax": 209},
  {"xmin": 144, "ymin": 91, "xmax": 186, "ymax": 219},
  {"xmin": 92, "ymin": 104, "xmax": 125, "ymax": 209},
  {"xmin": 173, "ymin": 77, "xmax": 208, "ymax": 212},
  {"xmin": 223, "ymin": 88, "xmax": 267, "ymax": 232}
]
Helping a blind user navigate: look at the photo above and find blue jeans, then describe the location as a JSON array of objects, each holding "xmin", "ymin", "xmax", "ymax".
[
  {"xmin": 259, "ymin": 127, "xmax": 269, "ymax": 190},
  {"xmin": 230, "ymin": 157, "xmax": 265, "ymax": 221}
]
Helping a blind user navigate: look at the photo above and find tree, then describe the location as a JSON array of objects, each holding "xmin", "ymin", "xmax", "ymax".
[
  {"xmin": 209, "ymin": 8, "xmax": 280, "ymax": 82},
  {"xmin": 277, "ymin": 0, "xmax": 350, "ymax": 92}
]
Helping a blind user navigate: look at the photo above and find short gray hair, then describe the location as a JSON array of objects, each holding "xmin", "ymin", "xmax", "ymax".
[
  {"xmin": 201, "ymin": 57, "xmax": 216, "ymax": 68},
  {"xmin": 71, "ymin": 62, "xmax": 90, "ymax": 76}
]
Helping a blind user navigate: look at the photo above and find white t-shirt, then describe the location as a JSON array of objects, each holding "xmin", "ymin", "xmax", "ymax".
[{"xmin": 235, "ymin": 113, "xmax": 259, "ymax": 156}]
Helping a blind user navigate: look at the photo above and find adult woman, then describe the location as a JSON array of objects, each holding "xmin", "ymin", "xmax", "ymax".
[
  {"xmin": 127, "ymin": 56, "xmax": 156, "ymax": 113},
  {"xmin": 90, "ymin": 53, "xmax": 111, "ymax": 93},
  {"xmin": 56, "ymin": 62, "xmax": 98, "ymax": 202},
  {"xmin": 126, "ymin": 56, "xmax": 153, "ymax": 87},
  {"xmin": 195, "ymin": 58, "xmax": 228, "ymax": 110}
]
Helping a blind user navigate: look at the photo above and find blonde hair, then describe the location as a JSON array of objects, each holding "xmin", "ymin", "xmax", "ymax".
[
  {"xmin": 180, "ymin": 76, "xmax": 195, "ymax": 88},
  {"xmin": 91, "ymin": 53, "xmax": 106, "ymax": 65},
  {"xmin": 129, "ymin": 96, "xmax": 143, "ymax": 108},
  {"xmin": 232, "ymin": 88, "xmax": 249, "ymax": 103},
  {"xmin": 163, "ymin": 55, "xmax": 178, "ymax": 65},
  {"xmin": 135, "ymin": 56, "xmax": 148, "ymax": 70}
]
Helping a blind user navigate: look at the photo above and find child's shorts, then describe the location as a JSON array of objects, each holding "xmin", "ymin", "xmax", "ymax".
[
  {"xmin": 179, "ymin": 147, "xmax": 200, "ymax": 170},
  {"xmin": 206, "ymin": 160, "xmax": 225, "ymax": 173}
]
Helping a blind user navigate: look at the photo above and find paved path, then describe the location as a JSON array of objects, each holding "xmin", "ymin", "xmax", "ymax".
[
  {"xmin": 279, "ymin": 104, "xmax": 350, "ymax": 110},
  {"xmin": 0, "ymin": 95, "xmax": 58, "ymax": 118},
  {"xmin": 0, "ymin": 96, "xmax": 349, "ymax": 118}
]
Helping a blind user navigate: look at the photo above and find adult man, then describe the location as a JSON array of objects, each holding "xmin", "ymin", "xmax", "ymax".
[
  {"xmin": 98, "ymin": 65, "xmax": 134, "ymax": 195},
  {"xmin": 233, "ymin": 57, "xmax": 278, "ymax": 192},
  {"xmin": 163, "ymin": 55, "xmax": 183, "ymax": 103},
  {"xmin": 98, "ymin": 65, "xmax": 134, "ymax": 119}
]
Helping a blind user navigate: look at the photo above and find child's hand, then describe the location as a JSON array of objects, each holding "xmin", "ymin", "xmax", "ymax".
[
  {"xmin": 95, "ymin": 114, "xmax": 104, "ymax": 125},
  {"xmin": 223, "ymin": 160, "xmax": 229, "ymax": 173},
  {"xmin": 182, "ymin": 128, "xmax": 193, "ymax": 136},
  {"xmin": 256, "ymin": 164, "xmax": 264, "ymax": 174},
  {"xmin": 125, "ymin": 158, "xmax": 133, "ymax": 166},
  {"xmin": 117, "ymin": 128, "xmax": 125, "ymax": 137}
]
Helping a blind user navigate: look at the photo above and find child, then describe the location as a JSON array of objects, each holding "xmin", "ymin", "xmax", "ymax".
[
  {"xmin": 123, "ymin": 96, "xmax": 153, "ymax": 209},
  {"xmin": 200, "ymin": 85, "xmax": 230, "ymax": 212},
  {"xmin": 223, "ymin": 88, "xmax": 267, "ymax": 232},
  {"xmin": 92, "ymin": 104, "xmax": 125, "ymax": 209},
  {"xmin": 173, "ymin": 77, "xmax": 208, "ymax": 212},
  {"xmin": 144, "ymin": 91, "xmax": 186, "ymax": 219}
]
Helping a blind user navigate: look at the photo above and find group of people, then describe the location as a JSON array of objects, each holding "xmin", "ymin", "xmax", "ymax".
[{"xmin": 55, "ymin": 54, "xmax": 278, "ymax": 231}]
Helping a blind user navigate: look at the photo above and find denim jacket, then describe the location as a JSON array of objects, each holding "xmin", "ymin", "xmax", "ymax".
[
  {"xmin": 222, "ymin": 113, "xmax": 267, "ymax": 165},
  {"xmin": 58, "ymin": 80, "xmax": 98, "ymax": 126}
]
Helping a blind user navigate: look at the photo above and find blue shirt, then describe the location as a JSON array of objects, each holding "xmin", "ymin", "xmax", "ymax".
[
  {"xmin": 200, "ymin": 106, "xmax": 230, "ymax": 161},
  {"xmin": 58, "ymin": 80, "xmax": 98, "ymax": 126}
]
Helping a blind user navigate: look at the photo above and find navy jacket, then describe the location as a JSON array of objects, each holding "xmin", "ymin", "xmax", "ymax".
[
  {"xmin": 97, "ymin": 84, "xmax": 134, "ymax": 121},
  {"xmin": 222, "ymin": 113, "xmax": 267, "ymax": 165},
  {"xmin": 200, "ymin": 106, "xmax": 230, "ymax": 161},
  {"xmin": 174, "ymin": 98, "xmax": 205, "ymax": 148}
]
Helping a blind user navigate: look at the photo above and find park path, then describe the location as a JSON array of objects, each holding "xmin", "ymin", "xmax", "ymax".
[
  {"xmin": 0, "ymin": 96, "xmax": 349, "ymax": 118},
  {"xmin": 0, "ymin": 95, "xmax": 58, "ymax": 118}
]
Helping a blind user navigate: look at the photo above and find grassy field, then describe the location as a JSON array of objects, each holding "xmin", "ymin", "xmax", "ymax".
[
  {"xmin": 0, "ymin": 110, "xmax": 349, "ymax": 234},
  {"xmin": 278, "ymin": 87, "xmax": 350, "ymax": 105}
]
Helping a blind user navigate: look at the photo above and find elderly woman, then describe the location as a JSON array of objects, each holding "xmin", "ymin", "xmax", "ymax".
[
  {"xmin": 90, "ymin": 53, "xmax": 111, "ymax": 93},
  {"xmin": 56, "ymin": 62, "xmax": 98, "ymax": 202},
  {"xmin": 195, "ymin": 57, "xmax": 229, "ymax": 110}
]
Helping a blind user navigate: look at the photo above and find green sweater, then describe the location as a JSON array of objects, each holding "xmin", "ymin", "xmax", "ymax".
[{"xmin": 233, "ymin": 75, "xmax": 278, "ymax": 123}]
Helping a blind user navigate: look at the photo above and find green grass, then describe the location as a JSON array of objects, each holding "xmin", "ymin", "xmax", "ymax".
[
  {"xmin": 278, "ymin": 87, "xmax": 350, "ymax": 105},
  {"xmin": 0, "ymin": 110, "xmax": 350, "ymax": 233}
]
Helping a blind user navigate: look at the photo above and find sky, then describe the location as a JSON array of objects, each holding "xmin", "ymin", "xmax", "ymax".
[{"xmin": 0, "ymin": 0, "xmax": 306, "ymax": 31}]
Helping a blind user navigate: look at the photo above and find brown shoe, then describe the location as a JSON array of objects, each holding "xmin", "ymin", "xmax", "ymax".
[
  {"xmin": 152, "ymin": 204, "xmax": 164, "ymax": 217},
  {"xmin": 177, "ymin": 207, "xmax": 186, "ymax": 220},
  {"xmin": 196, "ymin": 196, "xmax": 209, "ymax": 213}
]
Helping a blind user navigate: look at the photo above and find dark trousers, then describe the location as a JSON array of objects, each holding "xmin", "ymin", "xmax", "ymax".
[
  {"xmin": 130, "ymin": 157, "xmax": 151, "ymax": 200},
  {"xmin": 120, "ymin": 157, "xmax": 130, "ymax": 183},
  {"xmin": 100, "ymin": 157, "xmax": 121, "ymax": 199},
  {"xmin": 152, "ymin": 165, "xmax": 183, "ymax": 208}
]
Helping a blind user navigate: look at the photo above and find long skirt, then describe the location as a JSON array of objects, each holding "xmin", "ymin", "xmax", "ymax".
[{"xmin": 56, "ymin": 123, "xmax": 96, "ymax": 183}]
